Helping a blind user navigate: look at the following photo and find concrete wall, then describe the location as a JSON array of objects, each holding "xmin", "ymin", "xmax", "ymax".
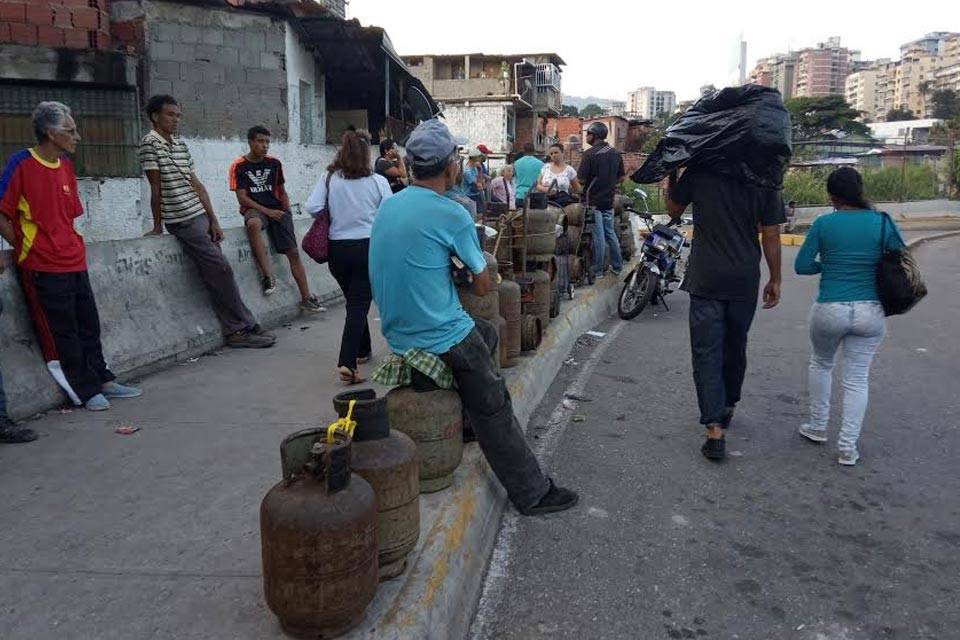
[
  {"xmin": 143, "ymin": 0, "xmax": 289, "ymax": 140},
  {"xmin": 796, "ymin": 199, "xmax": 960, "ymax": 221},
  {"xmin": 443, "ymin": 102, "xmax": 512, "ymax": 154},
  {"xmin": 69, "ymin": 139, "xmax": 338, "ymax": 242},
  {"xmin": 0, "ymin": 219, "xmax": 340, "ymax": 420},
  {"xmin": 284, "ymin": 23, "xmax": 325, "ymax": 146}
]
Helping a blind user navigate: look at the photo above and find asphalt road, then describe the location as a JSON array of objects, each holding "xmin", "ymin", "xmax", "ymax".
[{"xmin": 471, "ymin": 237, "xmax": 960, "ymax": 640}]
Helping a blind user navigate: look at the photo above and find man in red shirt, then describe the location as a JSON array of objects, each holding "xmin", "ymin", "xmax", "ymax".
[{"xmin": 0, "ymin": 101, "xmax": 142, "ymax": 412}]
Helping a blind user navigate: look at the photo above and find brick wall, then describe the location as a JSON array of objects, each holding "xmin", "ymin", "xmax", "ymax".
[
  {"xmin": 568, "ymin": 149, "xmax": 647, "ymax": 177},
  {"xmin": 0, "ymin": 0, "xmax": 111, "ymax": 50},
  {"xmin": 143, "ymin": 1, "xmax": 289, "ymax": 140}
]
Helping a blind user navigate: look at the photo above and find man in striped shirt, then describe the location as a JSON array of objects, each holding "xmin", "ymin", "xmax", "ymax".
[{"xmin": 139, "ymin": 95, "xmax": 274, "ymax": 348}]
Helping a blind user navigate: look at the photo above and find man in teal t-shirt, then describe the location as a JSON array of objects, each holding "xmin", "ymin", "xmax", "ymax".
[
  {"xmin": 513, "ymin": 142, "xmax": 544, "ymax": 206},
  {"xmin": 369, "ymin": 119, "xmax": 577, "ymax": 516}
]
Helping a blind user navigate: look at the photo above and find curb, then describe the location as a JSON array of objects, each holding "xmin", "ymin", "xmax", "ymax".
[
  {"xmin": 337, "ymin": 268, "xmax": 630, "ymax": 640},
  {"xmin": 907, "ymin": 230, "xmax": 960, "ymax": 250}
]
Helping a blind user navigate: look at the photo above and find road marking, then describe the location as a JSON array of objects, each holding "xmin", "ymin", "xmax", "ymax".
[{"xmin": 470, "ymin": 318, "xmax": 627, "ymax": 640}]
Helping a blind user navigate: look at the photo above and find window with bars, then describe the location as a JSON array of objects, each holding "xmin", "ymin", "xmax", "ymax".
[{"xmin": 0, "ymin": 80, "xmax": 141, "ymax": 178}]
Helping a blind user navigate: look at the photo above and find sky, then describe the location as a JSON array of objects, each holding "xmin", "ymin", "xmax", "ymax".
[{"xmin": 349, "ymin": 0, "xmax": 959, "ymax": 103}]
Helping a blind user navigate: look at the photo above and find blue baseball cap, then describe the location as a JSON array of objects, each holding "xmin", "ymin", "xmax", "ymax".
[{"xmin": 405, "ymin": 118, "xmax": 467, "ymax": 167}]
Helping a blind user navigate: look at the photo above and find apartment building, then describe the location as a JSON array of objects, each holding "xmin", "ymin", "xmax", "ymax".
[
  {"xmin": 794, "ymin": 37, "xmax": 860, "ymax": 98},
  {"xmin": 845, "ymin": 68, "xmax": 880, "ymax": 120},
  {"xmin": 901, "ymin": 32, "xmax": 959, "ymax": 57},
  {"xmin": 402, "ymin": 52, "xmax": 564, "ymax": 154},
  {"xmin": 626, "ymin": 87, "xmax": 676, "ymax": 120}
]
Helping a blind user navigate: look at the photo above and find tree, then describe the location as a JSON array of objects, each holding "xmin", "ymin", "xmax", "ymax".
[
  {"xmin": 560, "ymin": 104, "xmax": 580, "ymax": 117},
  {"xmin": 886, "ymin": 107, "xmax": 915, "ymax": 122},
  {"xmin": 931, "ymin": 90, "xmax": 960, "ymax": 120},
  {"xmin": 580, "ymin": 103, "xmax": 604, "ymax": 118},
  {"xmin": 785, "ymin": 95, "xmax": 872, "ymax": 139}
]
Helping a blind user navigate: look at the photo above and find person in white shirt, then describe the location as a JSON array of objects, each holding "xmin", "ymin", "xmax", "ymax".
[
  {"xmin": 536, "ymin": 143, "xmax": 581, "ymax": 207},
  {"xmin": 305, "ymin": 130, "xmax": 392, "ymax": 384}
]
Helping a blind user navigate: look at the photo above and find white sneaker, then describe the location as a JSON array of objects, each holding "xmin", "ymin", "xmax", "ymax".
[
  {"xmin": 838, "ymin": 449, "xmax": 860, "ymax": 466},
  {"xmin": 799, "ymin": 424, "xmax": 828, "ymax": 443}
]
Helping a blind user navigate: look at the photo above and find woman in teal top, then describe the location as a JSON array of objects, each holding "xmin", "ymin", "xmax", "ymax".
[{"xmin": 794, "ymin": 167, "xmax": 904, "ymax": 466}]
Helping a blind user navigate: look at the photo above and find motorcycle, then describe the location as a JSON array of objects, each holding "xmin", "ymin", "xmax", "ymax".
[{"xmin": 617, "ymin": 189, "xmax": 691, "ymax": 320}]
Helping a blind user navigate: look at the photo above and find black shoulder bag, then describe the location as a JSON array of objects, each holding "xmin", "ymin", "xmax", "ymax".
[{"xmin": 876, "ymin": 211, "xmax": 926, "ymax": 316}]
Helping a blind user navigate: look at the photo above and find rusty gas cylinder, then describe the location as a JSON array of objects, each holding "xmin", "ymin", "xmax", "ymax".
[
  {"xmin": 525, "ymin": 207, "xmax": 561, "ymax": 255},
  {"xmin": 523, "ymin": 269, "xmax": 551, "ymax": 332},
  {"xmin": 520, "ymin": 314, "xmax": 542, "ymax": 352},
  {"xmin": 498, "ymin": 273, "xmax": 521, "ymax": 366},
  {"xmin": 458, "ymin": 252, "xmax": 500, "ymax": 323},
  {"xmin": 333, "ymin": 390, "xmax": 420, "ymax": 581},
  {"xmin": 563, "ymin": 202, "xmax": 584, "ymax": 226},
  {"xmin": 260, "ymin": 432, "xmax": 377, "ymax": 639},
  {"xmin": 385, "ymin": 386, "xmax": 463, "ymax": 493},
  {"xmin": 496, "ymin": 314, "xmax": 509, "ymax": 369}
]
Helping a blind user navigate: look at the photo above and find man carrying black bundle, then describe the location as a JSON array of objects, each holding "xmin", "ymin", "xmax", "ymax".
[{"xmin": 666, "ymin": 167, "xmax": 785, "ymax": 461}]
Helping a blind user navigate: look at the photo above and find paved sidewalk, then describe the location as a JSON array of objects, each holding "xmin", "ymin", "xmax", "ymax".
[{"xmin": 0, "ymin": 304, "xmax": 392, "ymax": 639}]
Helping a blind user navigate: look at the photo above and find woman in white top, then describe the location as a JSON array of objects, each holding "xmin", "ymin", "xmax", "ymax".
[
  {"xmin": 305, "ymin": 130, "xmax": 392, "ymax": 384},
  {"xmin": 536, "ymin": 143, "xmax": 581, "ymax": 207}
]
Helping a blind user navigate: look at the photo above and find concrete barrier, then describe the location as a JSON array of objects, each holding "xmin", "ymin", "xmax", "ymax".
[
  {"xmin": 335, "ymin": 269, "xmax": 630, "ymax": 640},
  {"xmin": 796, "ymin": 199, "xmax": 960, "ymax": 222},
  {"xmin": 0, "ymin": 217, "xmax": 340, "ymax": 419}
]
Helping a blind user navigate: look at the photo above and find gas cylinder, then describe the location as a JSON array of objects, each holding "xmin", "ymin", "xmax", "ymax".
[
  {"xmin": 524, "ymin": 269, "xmax": 551, "ymax": 331},
  {"xmin": 260, "ymin": 432, "xmax": 377, "ymax": 639},
  {"xmin": 333, "ymin": 390, "xmax": 420, "ymax": 581},
  {"xmin": 385, "ymin": 386, "xmax": 464, "ymax": 493},
  {"xmin": 526, "ymin": 207, "xmax": 561, "ymax": 255},
  {"xmin": 498, "ymin": 274, "xmax": 521, "ymax": 366},
  {"xmin": 520, "ymin": 314, "xmax": 542, "ymax": 352},
  {"xmin": 458, "ymin": 252, "xmax": 500, "ymax": 323},
  {"xmin": 563, "ymin": 202, "xmax": 584, "ymax": 226}
]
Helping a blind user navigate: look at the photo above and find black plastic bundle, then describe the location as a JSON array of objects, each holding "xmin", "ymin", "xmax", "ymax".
[{"xmin": 631, "ymin": 84, "xmax": 793, "ymax": 189}]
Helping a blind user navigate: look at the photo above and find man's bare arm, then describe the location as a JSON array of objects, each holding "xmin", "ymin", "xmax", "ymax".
[
  {"xmin": 760, "ymin": 224, "xmax": 782, "ymax": 309},
  {"xmin": 144, "ymin": 170, "xmax": 164, "ymax": 235}
]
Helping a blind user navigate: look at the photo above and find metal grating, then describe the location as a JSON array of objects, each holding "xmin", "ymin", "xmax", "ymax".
[{"xmin": 0, "ymin": 81, "xmax": 141, "ymax": 178}]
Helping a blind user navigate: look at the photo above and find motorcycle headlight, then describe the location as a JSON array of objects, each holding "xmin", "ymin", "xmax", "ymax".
[{"xmin": 653, "ymin": 238, "xmax": 669, "ymax": 253}]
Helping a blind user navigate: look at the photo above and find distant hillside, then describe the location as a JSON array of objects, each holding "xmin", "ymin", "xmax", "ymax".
[{"xmin": 562, "ymin": 95, "xmax": 623, "ymax": 110}]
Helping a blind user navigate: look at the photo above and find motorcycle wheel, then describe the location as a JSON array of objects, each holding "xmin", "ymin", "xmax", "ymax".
[{"xmin": 618, "ymin": 265, "xmax": 657, "ymax": 320}]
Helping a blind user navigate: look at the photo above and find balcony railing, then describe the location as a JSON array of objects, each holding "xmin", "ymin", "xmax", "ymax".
[{"xmin": 535, "ymin": 63, "xmax": 562, "ymax": 92}]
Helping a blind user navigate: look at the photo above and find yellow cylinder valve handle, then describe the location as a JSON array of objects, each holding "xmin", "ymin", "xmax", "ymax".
[{"xmin": 326, "ymin": 399, "xmax": 358, "ymax": 443}]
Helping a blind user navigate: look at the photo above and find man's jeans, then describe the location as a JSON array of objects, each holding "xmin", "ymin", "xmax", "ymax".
[
  {"xmin": 807, "ymin": 301, "xmax": 886, "ymax": 452},
  {"xmin": 689, "ymin": 294, "xmax": 758, "ymax": 426},
  {"xmin": 413, "ymin": 319, "xmax": 550, "ymax": 511},
  {"xmin": 592, "ymin": 209, "xmax": 623, "ymax": 276}
]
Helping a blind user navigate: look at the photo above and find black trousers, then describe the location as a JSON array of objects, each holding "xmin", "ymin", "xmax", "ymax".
[
  {"xmin": 327, "ymin": 238, "xmax": 372, "ymax": 369},
  {"xmin": 688, "ymin": 294, "xmax": 757, "ymax": 426},
  {"xmin": 20, "ymin": 269, "xmax": 115, "ymax": 403}
]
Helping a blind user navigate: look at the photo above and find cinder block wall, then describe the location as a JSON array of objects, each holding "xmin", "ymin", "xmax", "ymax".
[{"xmin": 142, "ymin": 0, "xmax": 288, "ymax": 140}]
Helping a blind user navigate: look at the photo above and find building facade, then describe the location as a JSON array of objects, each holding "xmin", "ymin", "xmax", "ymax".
[
  {"xmin": 794, "ymin": 37, "xmax": 860, "ymax": 98},
  {"xmin": 626, "ymin": 87, "xmax": 676, "ymax": 120},
  {"xmin": 402, "ymin": 52, "xmax": 565, "ymax": 155},
  {"xmin": 845, "ymin": 68, "xmax": 877, "ymax": 119},
  {"xmin": 0, "ymin": 0, "xmax": 433, "ymax": 242}
]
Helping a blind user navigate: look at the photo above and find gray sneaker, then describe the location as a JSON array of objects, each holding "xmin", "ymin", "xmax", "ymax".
[
  {"xmin": 838, "ymin": 449, "xmax": 860, "ymax": 466},
  {"xmin": 300, "ymin": 295, "xmax": 326, "ymax": 314},
  {"xmin": 226, "ymin": 330, "xmax": 276, "ymax": 349},
  {"xmin": 799, "ymin": 424, "xmax": 828, "ymax": 443},
  {"xmin": 261, "ymin": 276, "xmax": 277, "ymax": 296}
]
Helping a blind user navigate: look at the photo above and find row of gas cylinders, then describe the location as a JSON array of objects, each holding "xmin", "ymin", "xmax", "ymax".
[
  {"xmin": 457, "ymin": 251, "xmax": 553, "ymax": 365},
  {"xmin": 260, "ymin": 386, "xmax": 465, "ymax": 638}
]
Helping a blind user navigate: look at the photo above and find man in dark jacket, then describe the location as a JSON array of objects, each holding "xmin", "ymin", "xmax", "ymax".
[{"xmin": 577, "ymin": 121, "xmax": 624, "ymax": 278}]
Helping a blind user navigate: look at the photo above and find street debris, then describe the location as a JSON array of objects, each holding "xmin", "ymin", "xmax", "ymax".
[
  {"xmin": 300, "ymin": 326, "xmax": 310, "ymax": 331},
  {"xmin": 563, "ymin": 357, "xmax": 579, "ymax": 366},
  {"xmin": 571, "ymin": 415, "xmax": 586, "ymax": 423},
  {"xmin": 729, "ymin": 450, "xmax": 744, "ymax": 457},
  {"xmin": 562, "ymin": 398, "xmax": 577, "ymax": 410},
  {"xmin": 114, "ymin": 425, "xmax": 140, "ymax": 435},
  {"xmin": 564, "ymin": 393, "xmax": 591, "ymax": 402},
  {"xmin": 585, "ymin": 330, "xmax": 606, "ymax": 338}
]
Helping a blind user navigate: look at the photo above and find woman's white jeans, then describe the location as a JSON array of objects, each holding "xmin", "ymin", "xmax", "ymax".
[{"xmin": 807, "ymin": 301, "xmax": 886, "ymax": 452}]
